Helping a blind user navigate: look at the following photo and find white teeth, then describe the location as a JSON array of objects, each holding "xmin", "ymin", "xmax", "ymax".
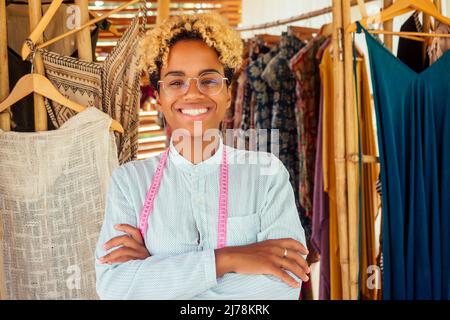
[{"xmin": 180, "ymin": 108, "xmax": 209, "ymax": 116}]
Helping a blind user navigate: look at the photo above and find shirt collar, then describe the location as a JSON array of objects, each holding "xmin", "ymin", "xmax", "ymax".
[{"xmin": 168, "ymin": 135, "xmax": 224, "ymax": 175}]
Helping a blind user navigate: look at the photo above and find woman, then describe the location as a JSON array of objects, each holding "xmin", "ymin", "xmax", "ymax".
[{"xmin": 95, "ymin": 13, "xmax": 310, "ymax": 300}]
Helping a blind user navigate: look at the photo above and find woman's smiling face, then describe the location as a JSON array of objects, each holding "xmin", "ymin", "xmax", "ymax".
[{"xmin": 155, "ymin": 39, "xmax": 232, "ymax": 137}]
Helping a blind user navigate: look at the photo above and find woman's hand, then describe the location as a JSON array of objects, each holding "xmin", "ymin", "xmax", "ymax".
[
  {"xmin": 99, "ymin": 224, "xmax": 150, "ymax": 264},
  {"xmin": 215, "ymin": 238, "xmax": 310, "ymax": 288}
]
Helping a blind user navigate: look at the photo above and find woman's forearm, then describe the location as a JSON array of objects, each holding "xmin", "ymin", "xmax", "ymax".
[{"xmin": 214, "ymin": 247, "xmax": 235, "ymax": 278}]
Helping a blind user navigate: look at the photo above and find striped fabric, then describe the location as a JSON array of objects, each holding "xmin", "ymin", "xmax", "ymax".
[{"xmin": 95, "ymin": 135, "xmax": 307, "ymax": 299}]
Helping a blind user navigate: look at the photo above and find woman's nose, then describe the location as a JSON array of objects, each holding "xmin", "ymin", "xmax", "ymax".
[{"xmin": 184, "ymin": 78, "xmax": 204, "ymax": 97}]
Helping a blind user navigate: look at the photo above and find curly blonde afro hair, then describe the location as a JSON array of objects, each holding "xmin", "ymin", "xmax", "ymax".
[{"xmin": 138, "ymin": 12, "xmax": 243, "ymax": 89}]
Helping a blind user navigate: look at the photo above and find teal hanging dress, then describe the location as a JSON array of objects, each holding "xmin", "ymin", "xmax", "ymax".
[{"xmin": 357, "ymin": 23, "xmax": 450, "ymax": 300}]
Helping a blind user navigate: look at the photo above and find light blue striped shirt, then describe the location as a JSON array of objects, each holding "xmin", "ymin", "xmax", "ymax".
[{"xmin": 95, "ymin": 135, "xmax": 306, "ymax": 299}]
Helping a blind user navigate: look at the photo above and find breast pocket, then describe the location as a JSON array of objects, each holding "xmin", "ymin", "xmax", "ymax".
[{"xmin": 226, "ymin": 212, "xmax": 261, "ymax": 246}]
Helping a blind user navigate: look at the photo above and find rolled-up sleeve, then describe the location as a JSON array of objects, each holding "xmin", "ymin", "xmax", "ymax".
[
  {"xmin": 194, "ymin": 156, "xmax": 307, "ymax": 300},
  {"xmin": 95, "ymin": 168, "xmax": 218, "ymax": 300}
]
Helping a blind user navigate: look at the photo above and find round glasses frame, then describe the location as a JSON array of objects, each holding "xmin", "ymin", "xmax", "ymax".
[{"xmin": 158, "ymin": 73, "xmax": 229, "ymax": 97}]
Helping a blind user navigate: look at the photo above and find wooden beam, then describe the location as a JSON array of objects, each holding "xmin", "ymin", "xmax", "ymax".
[
  {"xmin": 0, "ymin": 0, "xmax": 10, "ymax": 133},
  {"xmin": 76, "ymin": 0, "xmax": 93, "ymax": 61},
  {"xmin": 28, "ymin": 0, "xmax": 48, "ymax": 131},
  {"xmin": 157, "ymin": 0, "xmax": 170, "ymax": 25},
  {"xmin": 236, "ymin": 0, "xmax": 376, "ymax": 32},
  {"xmin": 383, "ymin": 0, "xmax": 393, "ymax": 51},
  {"xmin": 332, "ymin": 0, "xmax": 351, "ymax": 300},
  {"xmin": 343, "ymin": 0, "xmax": 360, "ymax": 301}
]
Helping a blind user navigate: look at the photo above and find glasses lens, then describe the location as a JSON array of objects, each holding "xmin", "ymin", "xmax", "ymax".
[
  {"xmin": 198, "ymin": 73, "xmax": 224, "ymax": 96},
  {"xmin": 160, "ymin": 73, "xmax": 225, "ymax": 96},
  {"xmin": 162, "ymin": 76, "xmax": 188, "ymax": 96}
]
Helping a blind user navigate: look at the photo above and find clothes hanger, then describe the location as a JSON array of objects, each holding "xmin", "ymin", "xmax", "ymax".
[
  {"xmin": 255, "ymin": 34, "xmax": 281, "ymax": 46},
  {"xmin": 347, "ymin": 0, "xmax": 450, "ymax": 39},
  {"xmin": 0, "ymin": 73, "xmax": 124, "ymax": 133},
  {"xmin": 356, "ymin": 0, "xmax": 368, "ymax": 19},
  {"xmin": 21, "ymin": 0, "xmax": 141, "ymax": 60},
  {"xmin": 89, "ymin": 11, "xmax": 122, "ymax": 37},
  {"xmin": 287, "ymin": 26, "xmax": 319, "ymax": 41}
]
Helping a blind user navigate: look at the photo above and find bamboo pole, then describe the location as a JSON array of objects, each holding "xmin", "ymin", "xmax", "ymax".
[
  {"xmin": 383, "ymin": 0, "xmax": 393, "ymax": 51},
  {"xmin": 423, "ymin": 6, "xmax": 432, "ymax": 66},
  {"xmin": 75, "ymin": 0, "xmax": 93, "ymax": 61},
  {"xmin": 236, "ymin": 0, "xmax": 377, "ymax": 32},
  {"xmin": 156, "ymin": 0, "xmax": 170, "ymax": 25},
  {"xmin": 0, "ymin": 0, "xmax": 9, "ymax": 300},
  {"xmin": 435, "ymin": 0, "xmax": 442, "ymax": 13},
  {"xmin": 0, "ymin": 0, "xmax": 10, "ymax": 133},
  {"xmin": 332, "ymin": 0, "xmax": 351, "ymax": 300},
  {"xmin": 28, "ymin": 0, "xmax": 48, "ymax": 131},
  {"xmin": 342, "ymin": 0, "xmax": 360, "ymax": 300}
]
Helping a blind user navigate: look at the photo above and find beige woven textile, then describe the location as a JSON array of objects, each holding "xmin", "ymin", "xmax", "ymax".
[
  {"xmin": 0, "ymin": 107, "xmax": 119, "ymax": 299},
  {"xmin": 40, "ymin": 9, "xmax": 145, "ymax": 165}
]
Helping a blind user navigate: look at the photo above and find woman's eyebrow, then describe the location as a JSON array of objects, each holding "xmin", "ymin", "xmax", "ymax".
[
  {"xmin": 163, "ymin": 69, "xmax": 222, "ymax": 77},
  {"xmin": 198, "ymin": 69, "xmax": 221, "ymax": 75}
]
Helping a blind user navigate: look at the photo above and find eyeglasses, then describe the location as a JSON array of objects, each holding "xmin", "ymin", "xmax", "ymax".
[{"xmin": 158, "ymin": 72, "xmax": 228, "ymax": 97}]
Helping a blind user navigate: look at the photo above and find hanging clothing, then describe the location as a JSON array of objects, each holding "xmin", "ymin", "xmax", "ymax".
[
  {"xmin": 5, "ymin": 1, "xmax": 109, "ymax": 132},
  {"xmin": 261, "ymin": 33, "xmax": 305, "ymax": 231},
  {"xmin": 354, "ymin": 49, "xmax": 380, "ymax": 301},
  {"xmin": 320, "ymin": 44, "xmax": 379, "ymax": 300},
  {"xmin": 233, "ymin": 58, "xmax": 250, "ymax": 130},
  {"xmin": 290, "ymin": 35, "xmax": 328, "ymax": 218},
  {"xmin": 428, "ymin": 21, "xmax": 450, "ymax": 65},
  {"xmin": 0, "ymin": 107, "xmax": 119, "ymax": 299},
  {"xmin": 320, "ymin": 47, "xmax": 343, "ymax": 300},
  {"xmin": 311, "ymin": 79, "xmax": 330, "ymax": 300},
  {"xmin": 360, "ymin": 23, "xmax": 450, "ymax": 300},
  {"xmin": 244, "ymin": 48, "xmax": 277, "ymax": 153},
  {"xmin": 40, "ymin": 11, "xmax": 144, "ymax": 164},
  {"xmin": 310, "ymin": 37, "xmax": 333, "ymax": 300},
  {"xmin": 95, "ymin": 135, "xmax": 307, "ymax": 299},
  {"xmin": 397, "ymin": 12, "xmax": 428, "ymax": 74}
]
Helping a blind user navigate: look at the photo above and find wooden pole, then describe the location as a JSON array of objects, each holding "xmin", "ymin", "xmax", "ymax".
[
  {"xmin": 236, "ymin": 0, "xmax": 377, "ymax": 32},
  {"xmin": 75, "ymin": 0, "xmax": 93, "ymax": 61},
  {"xmin": 342, "ymin": 0, "xmax": 359, "ymax": 300},
  {"xmin": 434, "ymin": 0, "xmax": 442, "ymax": 13},
  {"xmin": 156, "ymin": 0, "xmax": 170, "ymax": 25},
  {"xmin": 383, "ymin": 0, "xmax": 393, "ymax": 51},
  {"xmin": 28, "ymin": 0, "xmax": 48, "ymax": 131},
  {"xmin": 0, "ymin": 0, "xmax": 10, "ymax": 132},
  {"xmin": 0, "ymin": 0, "xmax": 9, "ymax": 300},
  {"xmin": 332, "ymin": 0, "xmax": 351, "ymax": 300}
]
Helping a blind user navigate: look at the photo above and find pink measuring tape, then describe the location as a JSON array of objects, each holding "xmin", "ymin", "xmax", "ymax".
[{"xmin": 139, "ymin": 146, "xmax": 229, "ymax": 249}]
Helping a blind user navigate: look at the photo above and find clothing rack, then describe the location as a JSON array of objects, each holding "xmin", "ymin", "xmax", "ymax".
[
  {"xmin": 236, "ymin": 0, "xmax": 383, "ymax": 300},
  {"xmin": 0, "ymin": 0, "xmax": 94, "ymax": 300},
  {"xmin": 235, "ymin": 0, "xmax": 377, "ymax": 32}
]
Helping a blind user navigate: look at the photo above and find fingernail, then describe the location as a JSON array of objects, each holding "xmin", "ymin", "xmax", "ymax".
[
  {"xmin": 305, "ymin": 276, "xmax": 309, "ymax": 282},
  {"xmin": 102, "ymin": 244, "xmax": 107, "ymax": 249},
  {"xmin": 114, "ymin": 224, "xmax": 120, "ymax": 228},
  {"xmin": 99, "ymin": 257, "xmax": 105, "ymax": 263}
]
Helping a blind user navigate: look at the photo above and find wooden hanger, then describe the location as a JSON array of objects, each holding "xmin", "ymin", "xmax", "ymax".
[
  {"xmin": 21, "ymin": 0, "xmax": 140, "ymax": 60},
  {"xmin": 347, "ymin": 0, "xmax": 450, "ymax": 37},
  {"xmin": 287, "ymin": 26, "xmax": 319, "ymax": 41},
  {"xmin": 255, "ymin": 34, "xmax": 281, "ymax": 46},
  {"xmin": 0, "ymin": 74, "xmax": 124, "ymax": 133},
  {"xmin": 89, "ymin": 11, "xmax": 122, "ymax": 37},
  {"xmin": 356, "ymin": 0, "xmax": 368, "ymax": 19},
  {"xmin": 319, "ymin": 23, "xmax": 333, "ymax": 37}
]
